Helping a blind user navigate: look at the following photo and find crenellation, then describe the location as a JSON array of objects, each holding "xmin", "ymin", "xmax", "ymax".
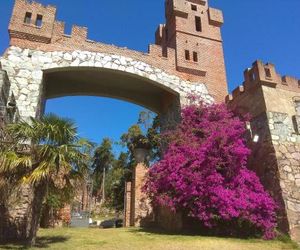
[
  {"xmin": 7, "ymin": 0, "xmax": 228, "ymax": 102},
  {"xmin": 208, "ymin": 8, "xmax": 224, "ymax": 27},
  {"xmin": 71, "ymin": 25, "xmax": 88, "ymax": 41},
  {"xmin": 226, "ymin": 60, "xmax": 300, "ymax": 104}
]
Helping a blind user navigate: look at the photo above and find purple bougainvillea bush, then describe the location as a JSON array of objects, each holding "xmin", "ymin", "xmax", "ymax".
[{"xmin": 144, "ymin": 103, "xmax": 277, "ymax": 239}]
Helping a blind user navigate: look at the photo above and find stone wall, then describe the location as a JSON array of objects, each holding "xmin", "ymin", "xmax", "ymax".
[
  {"xmin": 227, "ymin": 60, "xmax": 300, "ymax": 241},
  {"xmin": 1, "ymin": 46, "xmax": 213, "ymax": 121},
  {"xmin": 269, "ymin": 111, "xmax": 300, "ymax": 239}
]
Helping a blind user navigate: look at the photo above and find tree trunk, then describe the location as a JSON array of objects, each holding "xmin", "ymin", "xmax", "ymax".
[
  {"xmin": 40, "ymin": 204, "xmax": 51, "ymax": 228},
  {"xmin": 26, "ymin": 182, "xmax": 47, "ymax": 246},
  {"xmin": 0, "ymin": 203, "xmax": 10, "ymax": 243},
  {"xmin": 1, "ymin": 182, "xmax": 47, "ymax": 246}
]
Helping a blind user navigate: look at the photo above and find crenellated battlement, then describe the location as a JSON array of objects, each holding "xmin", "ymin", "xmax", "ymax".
[
  {"xmin": 9, "ymin": 0, "xmax": 89, "ymax": 44},
  {"xmin": 5, "ymin": 0, "xmax": 228, "ymax": 102},
  {"xmin": 226, "ymin": 60, "xmax": 300, "ymax": 103}
]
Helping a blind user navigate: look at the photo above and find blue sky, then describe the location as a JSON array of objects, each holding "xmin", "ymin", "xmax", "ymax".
[{"xmin": 0, "ymin": 0, "xmax": 299, "ymax": 154}]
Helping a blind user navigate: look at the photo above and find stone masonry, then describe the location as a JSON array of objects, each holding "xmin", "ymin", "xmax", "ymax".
[
  {"xmin": 0, "ymin": 46, "xmax": 213, "ymax": 120},
  {"xmin": 227, "ymin": 60, "xmax": 300, "ymax": 241},
  {"xmin": 1, "ymin": 0, "xmax": 299, "ymax": 242},
  {"xmin": 1, "ymin": 0, "xmax": 226, "ymax": 240}
]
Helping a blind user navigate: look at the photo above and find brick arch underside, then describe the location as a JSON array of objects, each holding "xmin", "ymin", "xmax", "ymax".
[{"xmin": 43, "ymin": 67, "xmax": 178, "ymax": 115}]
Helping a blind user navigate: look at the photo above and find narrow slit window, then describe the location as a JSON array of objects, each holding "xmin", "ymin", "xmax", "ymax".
[
  {"xmin": 265, "ymin": 68, "xmax": 271, "ymax": 78},
  {"xmin": 249, "ymin": 72, "xmax": 256, "ymax": 82},
  {"xmin": 195, "ymin": 16, "xmax": 202, "ymax": 32},
  {"xmin": 296, "ymin": 101, "xmax": 300, "ymax": 116},
  {"xmin": 193, "ymin": 52, "xmax": 198, "ymax": 62},
  {"xmin": 165, "ymin": 28, "xmax": 168, "ymax": 41},
  {"xmin": 24, "ymin": 12, "xmax": 32, "ymax": 24},
  {"xmin": 191, "ymin": 4, "xmax": 197, "ymax": 11},
  {"xmin": 185, "ymin": 50, "xmax": 190, "ymax": 60},
  {"xmin": 35, "ymin": 15, "xmax": 43, "ymax": 27}
]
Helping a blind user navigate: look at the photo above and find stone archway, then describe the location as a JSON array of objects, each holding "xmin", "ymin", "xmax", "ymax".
[
  {"xmin": 0, "ymin": 46, "xmax": 214, "ymax": 237},
  {"xmin": 1, "ymin": 46, "xmax": 214, "ymax": 127}
]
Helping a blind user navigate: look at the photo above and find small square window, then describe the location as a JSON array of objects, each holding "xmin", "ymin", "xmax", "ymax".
[
  {"xmin": 35, "ymin": 15, "xmax": 43, "ymax": 27},
  {"xmin": 193, "ymin": 52, "xmax": 198, "ymax": 62},
  {"xmin": 24, "ymin": 12, "xmax": 32, "ymax": 24},
  {"xmin": 185, "ymin": 50, "xmax": 190, "ymax": 61},
  {"xmin": 191, "ymin": 4, "xmax": 197, "ymax": 11}
]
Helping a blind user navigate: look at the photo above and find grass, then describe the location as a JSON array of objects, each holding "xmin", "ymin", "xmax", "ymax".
[{"xmin": 0, "ymin": 227, "xmax": 299, "ymax": 250}]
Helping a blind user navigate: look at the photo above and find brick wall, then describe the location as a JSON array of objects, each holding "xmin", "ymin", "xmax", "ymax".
[{"xmin": 6, "ymin": 0, "xmax": 228, "ymax": 102}]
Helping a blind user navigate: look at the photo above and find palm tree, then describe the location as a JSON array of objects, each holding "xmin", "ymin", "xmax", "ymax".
[{"xmin": 0, "ymin": 114, "xmax": 90, "ymax": 246}]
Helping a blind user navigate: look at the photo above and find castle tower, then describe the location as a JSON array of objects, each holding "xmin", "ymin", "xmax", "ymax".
[
  {"xmin": 8, "ymin": 0, "xmax": 57, "ymax": 44},
  {"xmin": 155, "ymin": 0, "xmax": 227, "ymax": 101},
  {"xmin": 226, "ymin": 60, "xmax": 300, "ymax": 241}
]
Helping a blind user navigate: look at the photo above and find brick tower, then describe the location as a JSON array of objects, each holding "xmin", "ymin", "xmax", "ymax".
[
  {"xmin": 8, "ymin": 0, "xmax": 57, "ymax": 44},
  {"xmin": 155, "ymin": 0, "xmax": 227, "ymax": 101}
]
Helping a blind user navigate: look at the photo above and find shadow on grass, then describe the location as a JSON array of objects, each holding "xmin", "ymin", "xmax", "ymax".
[
  {"xmin": 128, "ymin": 227, "xmax": 299, "ymax": 247},
  {"xmin": 0, "ymin": 236, "xmax": 69, "ymax": 249}
]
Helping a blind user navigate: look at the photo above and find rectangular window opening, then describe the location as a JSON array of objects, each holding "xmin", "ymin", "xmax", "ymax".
[
  {"xmin": 265, "ymin": 68, "xmax": 271, "ymax": 78},
  {"xmin": 193, "ymin": 52, "xmax": 198, "ymax": 62},
  {"xmin": 35, "ymin": 14, "xmax": 43, "ymax": 27},
  {"xmin": 249, "ymin": 72, "xmax": 256, "ymax": 82},
  {"xmin": 296, "ymin": 101, "xmax": 300, "ymax": 116},
  {"xmin": 165, "ymin": 28, "xmax": 168, "ymax": 41},
  {"xmin": 24, "ymin": 12, "xmax": 32, "ymax": 24},
  {"xmin": 185, "ymin": 50, "xmax": 190, "ymax": 61},
  {"xmin": 191, "ymin": 4, "xmax": 197, "ymax": 11},
  {"xmin": 195, "ymin": 16, "xmax": 202, "ymax": 32}
]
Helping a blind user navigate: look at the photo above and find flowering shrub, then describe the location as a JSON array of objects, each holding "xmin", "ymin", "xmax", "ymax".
[{"xmin": 144, "ymin": 103, "xmax": 277, "ymax": 239}]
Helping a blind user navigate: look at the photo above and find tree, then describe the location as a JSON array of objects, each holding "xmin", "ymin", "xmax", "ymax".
[
  {"xmin": 91, "ymin": 138, "xmax": 115, "ymax": 202},
  {"xmin": 121, "ymin": 111, "xmax": 161, "ymax": 164},
  {"xmin": 0, "ymin": 114, "xmax": 89, "ymax": 245},
  {"xmin": 105, "ymin": 152, "xmax": 129, "ymax": 211},
  {"xmin": 144, "ymin": 103, "xmax": 277, "ymax": 239},
  {"xmin": 40, "ymin": 138, "xmax": 95, "ymax": 228}
]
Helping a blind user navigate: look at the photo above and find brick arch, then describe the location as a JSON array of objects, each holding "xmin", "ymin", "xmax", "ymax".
[{"xmin": 1, "ymin": 47, "xmax": 214, "ymax": 121}]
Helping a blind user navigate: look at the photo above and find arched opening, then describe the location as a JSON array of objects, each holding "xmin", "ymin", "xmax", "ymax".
[
  {"xmin": 43, "ymin": 67, "xmax": 180, "ymax": 115},
  {"xmin": 40, "ymin": 67, "xmax": 180, "ymax": 228}
]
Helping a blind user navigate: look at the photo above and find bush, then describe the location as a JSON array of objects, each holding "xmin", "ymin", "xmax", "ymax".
[{"xmin": 144, "ymin": 103, "xmax": 277, "ymax": 239}]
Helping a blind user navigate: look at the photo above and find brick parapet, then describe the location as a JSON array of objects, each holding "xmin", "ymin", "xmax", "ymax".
[
  {"xmin": 7, "ymin": 0, "xmax": 228, "ymax": 102},
  {"xmin": 226, "ymin": 60, "xmax": 300, "ymax": 103}
]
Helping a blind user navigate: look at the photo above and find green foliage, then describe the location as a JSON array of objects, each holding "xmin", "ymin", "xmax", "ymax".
[
  {"xmin": 121, "ymin": 110, "xmax": 161, "ymax": 164},
  {"xmin": 0, "ymin": 113, "xmax": 91, "ymax": 187},
  {"xmin": 91, "ymin": 138, "xmax": 115, "ymax": 197},
  {"xmin": 104, "ymin": 153, "xmax": 130, "ymax": 211}
]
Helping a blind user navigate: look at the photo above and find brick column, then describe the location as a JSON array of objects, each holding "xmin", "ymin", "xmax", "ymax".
[
  {"xmin": 124, "ymin": 182, "xmax": 132, "ymax": 227},
  {"xmin": 133, "ymin": 162, "xmax": 152, "ymax": 227}
]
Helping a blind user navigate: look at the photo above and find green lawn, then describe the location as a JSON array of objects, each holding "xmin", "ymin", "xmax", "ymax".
[{"xmin": 0, "ymin": 228, "xmax": 299, "ymax": 250}]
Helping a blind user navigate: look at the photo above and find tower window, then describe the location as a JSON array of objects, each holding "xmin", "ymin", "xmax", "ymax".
[
  {"xmin": 165, "ymin": 28, "xmax": 168, "ymax": 41},
  {"xmin": 185, "ymin": 50, "xmax": 190, "ymax": 61},
  {"xmin": 24, "ymin": 12, "xmax": 32, "ymax": 24},
  {"xmin": 265, "ymin": 68, "xmax": 271, "ymax": 78},
  {"xmin": 249, "ymin": 72, "xmax": 256, "ymax": 82},
  {"xmin": 296, "ymin": 101, "xmax": 300, "ymax": 116},
  {"xmin": 35, "ymin": 14, "xmax": 43, "ymax": 27},
  {"xmin": 195, "ymin": 16, "xmax": 202, "ymax": 32},
  {"xmin": 191, "ymin": 4, "xmax": 197, "ymax": 11},
  {"xmin": 193, "ymin": 52, "xmax": 198, "ymax": 62}
]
